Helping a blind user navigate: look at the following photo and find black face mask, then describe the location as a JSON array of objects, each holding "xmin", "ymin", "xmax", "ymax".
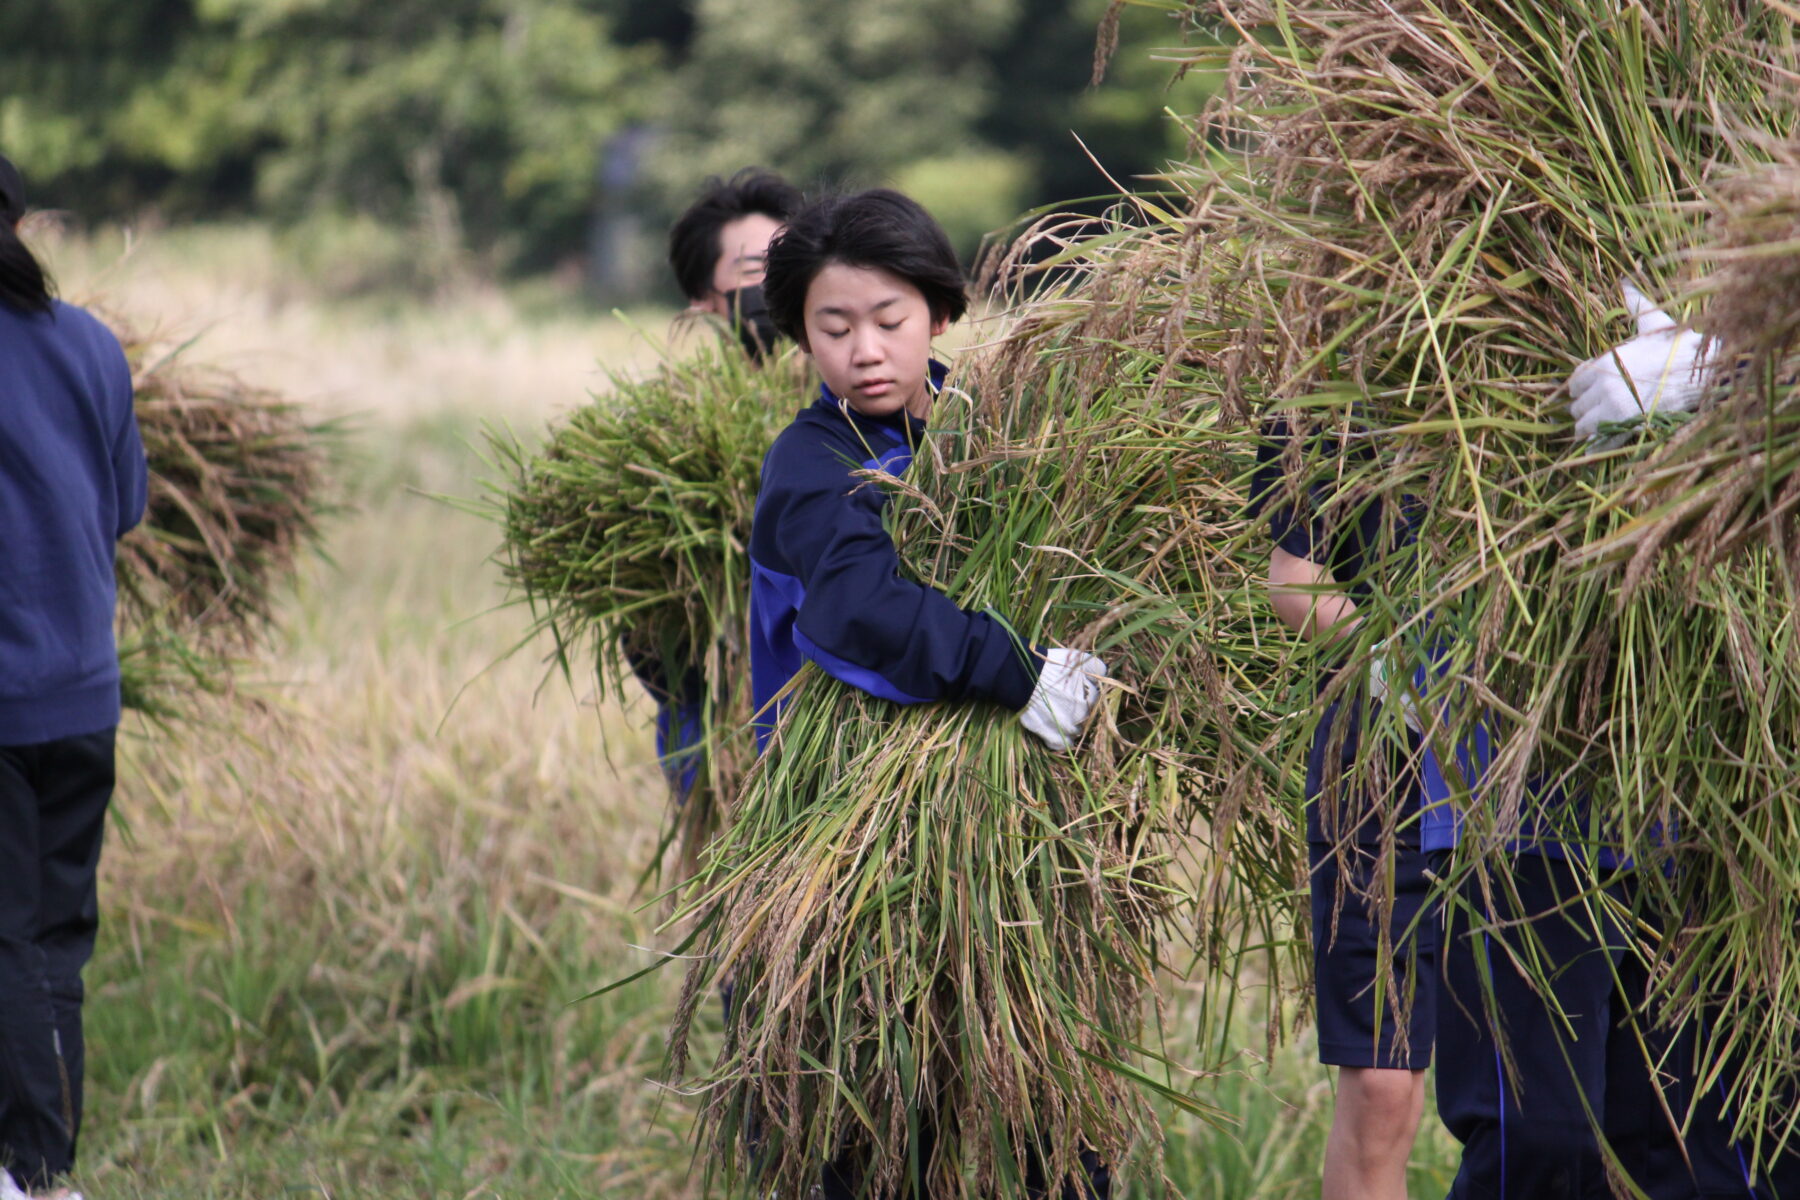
[{"xmin": 720, "ymin": 284, "xmax": 779, "ymax": 362}]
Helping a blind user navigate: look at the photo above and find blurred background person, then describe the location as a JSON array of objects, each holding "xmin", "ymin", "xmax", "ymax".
[
  {"xmin": 666, "ymin": 167, "xmax": 803, "ymax": 360},
  {"xmin": 626, "ymin": 167, "xmax": 802, "ymax": 795}
]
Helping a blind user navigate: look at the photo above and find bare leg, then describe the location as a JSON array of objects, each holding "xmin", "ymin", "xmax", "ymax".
[{"xmin": 1322, "ymin": 1066, "xmax": 1426, "ymax": 1200}]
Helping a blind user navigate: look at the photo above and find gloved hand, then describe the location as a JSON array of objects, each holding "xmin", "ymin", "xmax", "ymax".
[
  {"xmin": 1366, "ymin": 639, "xmax": 1423, "ymax": 734},
  {"xmin": 1568, "ymin": 282, "xmax": 1713, "ymax": 438},
  {"xmin": 1019, "ymin": 647, "xmax": 1108, "ymax": 752}
]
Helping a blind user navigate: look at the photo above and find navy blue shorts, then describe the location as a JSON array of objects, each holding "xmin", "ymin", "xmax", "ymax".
[
  {"xmin": 1306, "ymin": 696, "xmax": 1439, "ymax": 1070},
  {"xmin": 1309, "ymin": 837, "xmax": 1439, "ymax": 1069}
]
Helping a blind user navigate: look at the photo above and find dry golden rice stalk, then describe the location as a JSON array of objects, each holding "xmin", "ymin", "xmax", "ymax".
[{"xmin": 104, "ymin": 311, "xmax": 330, "ymax": 710}]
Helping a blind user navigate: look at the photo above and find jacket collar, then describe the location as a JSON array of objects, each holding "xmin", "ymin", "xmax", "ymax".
[{"xmin": 811, "ymin": 358, "xmax": 948, "ymax": 443}]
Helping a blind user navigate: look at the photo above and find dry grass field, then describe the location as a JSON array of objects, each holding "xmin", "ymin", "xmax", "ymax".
[{"xmin": 32, "ymin": 223, "xmax": 1456, "ymax": 1198}]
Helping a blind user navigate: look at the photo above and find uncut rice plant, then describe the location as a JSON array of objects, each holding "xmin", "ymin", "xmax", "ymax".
[
  {"xmin": 111, "ymin": 314, "xmax": 330, "ymax": 713},
  {"xmin": 486, "ymin": 344, "xmax": 802, "ymax": 881},
  {"xmin": 1144, "ymin": 0, "xmax": 1800, "ymax": 1161},
  {"xmin": 662, "ymin": 268, "xmax": 1293, "ymax": 1198}
]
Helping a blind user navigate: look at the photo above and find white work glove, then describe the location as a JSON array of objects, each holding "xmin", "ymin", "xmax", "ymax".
[
  {"xmin": 1568, "ymin": 282, "xmax": 1713, "ymax": 438},
  {"xmin": 1019, "ymin": 647, "xmax": 1108, "ymax": 752},
  {"xmin": 1366, "ymin": 639, "xmax": 1422, "ymax": 734}
]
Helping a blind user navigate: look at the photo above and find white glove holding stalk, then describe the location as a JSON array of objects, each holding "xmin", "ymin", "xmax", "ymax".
[
  {"xmin": 1568, "ymin": 282, "xmax": 1713, "ymax": 439},
  {"xmin": 1020, "ymin": 647, "xmax": 1108, "ymax": 751},
  {"xmin": 1367, "ymin": 639, "xmax": 1423, "ymax": 734}
]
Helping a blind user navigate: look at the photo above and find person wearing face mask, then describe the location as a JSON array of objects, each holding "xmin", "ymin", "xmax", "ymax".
[
  {"xmin": 620, "ymin": 168, "xmax": 805, "ymax": 798},
  {"xmin": 667, "ymin": 167, "xmax": 803, "ymax": 362}
]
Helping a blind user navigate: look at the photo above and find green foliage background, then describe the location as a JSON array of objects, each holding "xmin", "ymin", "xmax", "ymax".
[{"xmin": 0, "ymin": 0, "xmax": 1218, "ymax": 284}]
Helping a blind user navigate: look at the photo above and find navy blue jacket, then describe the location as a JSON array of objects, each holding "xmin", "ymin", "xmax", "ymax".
[
  {"xmin": 749, "ymin": 365, "xmax": 1038, "ymax": 749},
  {"xmin": 0, "ymin": 301, "xmax": 148, "ymax": 745}
]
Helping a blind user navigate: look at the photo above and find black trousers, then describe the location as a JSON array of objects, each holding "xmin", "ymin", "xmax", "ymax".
[
  {"xmin": 1436, "ymin": 851, "xmax": 1794, "ymax": 1200},
  {"xmin": 0, "ymin": 728, "xmax": 114, "ymax": 1190}
]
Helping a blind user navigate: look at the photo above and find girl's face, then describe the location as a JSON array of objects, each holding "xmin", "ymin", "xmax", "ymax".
[{"xmin": 801, "ymin": 261, "xmax": 948, "ymax": 421}]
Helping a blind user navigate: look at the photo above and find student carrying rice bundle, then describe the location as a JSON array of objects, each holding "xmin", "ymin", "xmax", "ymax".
[
  {"xmin": 1548, "ymin": 281, "xmax": 1800, "ymax": 1200},
  {"xmin": 745, "ymin": 187, "xmax": 1111, "ymax": 1198},
  {"xmin": 0, "ymin": 152, "xmax": 145, "ymax": 1200},
  {"xmin": 627, "ymin": 168, "xmax": 802, "ymax": 797},
  {"xmin": 1251, "ymin": 287, "xmax": 1798, "ymax": 1198},
  {"xmin": 749, "ymin": 188, "xmax": 1106, "ymax": 758},
  {"xmin": 1165, "ymin": 0, "xmax": 1800, "ymax": 1189},
  {"xmin": 669, "ymin": 168, "xmax": 801, "ymax": 363}
]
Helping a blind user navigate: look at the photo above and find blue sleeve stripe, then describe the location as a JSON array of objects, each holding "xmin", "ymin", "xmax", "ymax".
[
  {"xmin": 750, "ymin": 559, "xmax": 807, "ymax": 751},
  {"xmin": 751, "ymin": 557, "xmax": 929, "ymax": 711},
  {"xmin": 792, "ymin": 625, "xmax": 928, "ymax": 706},
  {"xmin": 861, "ymin": 442, "xmax": 914, "ymax": 475}
]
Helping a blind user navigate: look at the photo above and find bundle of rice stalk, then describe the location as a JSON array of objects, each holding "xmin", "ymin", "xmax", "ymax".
[
  {"xmin": 1149, "ymin": 0, "xmax": 1800, "ymax": 1152},
  {"xmin": 1537, "ymin": 148, "xmax": 1800, "ymax": 1159},
  {"xmin": 662, "ymin": 266, "xmax": 1286, "ymax": 1198},
  {"xmin": 973, "ymin": 212, "xmax": 1311, "ymax": 982},
  {"xmin": 486, "ymin": 344, "xmax": 802, "ymax": 880},
  {"xmin": 112, "ymin": 315, "xmax": 330, "ymax": 714},
  {"xmin": 1576, "ymin": 140, "xmax": 1800, "ymax": 585}
]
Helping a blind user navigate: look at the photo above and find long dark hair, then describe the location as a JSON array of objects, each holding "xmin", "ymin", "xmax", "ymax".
[{"xmin": 0, "ymin": 155, "xmax": 54, "ymax": 315}]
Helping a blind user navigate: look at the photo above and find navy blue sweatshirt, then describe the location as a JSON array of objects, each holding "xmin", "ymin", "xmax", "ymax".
[
  {"xmin": 0, "ymin": 301, "xmax": 148, "ymax": 744},
  {"xmin": 748, "ymin": 364, "xmax": 1038, "ymax": 749}
]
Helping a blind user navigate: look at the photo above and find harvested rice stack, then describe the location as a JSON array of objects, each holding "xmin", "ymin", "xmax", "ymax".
[
  {"xmin": 1588, "ymin": 142, "xmax": 1800, "ymax": 580},
  {"xmin": 1166, "ymin": 0, "xmax": 1800, "ymax": 1155},
  {"xmin": 489, "ymin": 344, "xmax": 802, "ymax": 879},
  {"xmin": 666, "ymin": 261, "xmax": 1286, "ymax": 1198},
  {"xmin": 1548, "ymin": 149, "xmax": 1800, "ymax": 1156},
  {"xmin": 113, "ymin": 316, "xmax": 328, "ymax": 714}
]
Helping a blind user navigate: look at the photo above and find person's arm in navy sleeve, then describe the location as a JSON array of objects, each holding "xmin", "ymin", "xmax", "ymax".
[
  {"xmin": 1251, "ymin": 417, "xmax": 1358, "ymax": 642},
  {"xmin": 766, "ymin": 466, "xmax": 1038, "ymax": 711},
  {"xmin": 103, "ymin": 335, "xmax": 147, "ymax": 538}
]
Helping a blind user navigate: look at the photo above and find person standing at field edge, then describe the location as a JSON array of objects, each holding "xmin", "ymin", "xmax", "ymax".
[
  {"xmin": 749, "ymin": 188, "xmax": 1111, "ymax": 1197},
  {"xmin": 624, "ymin": 168, "xmax": 804, "ymax": 797},
  {"xmin": 0, "ymin": 154, "xmax": 147, "ymax": 1200}
]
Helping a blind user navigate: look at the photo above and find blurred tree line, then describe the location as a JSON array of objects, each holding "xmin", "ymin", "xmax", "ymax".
[{"xmin": 0, "ymin": 0, "xmax": 1215, "ymax": 298}]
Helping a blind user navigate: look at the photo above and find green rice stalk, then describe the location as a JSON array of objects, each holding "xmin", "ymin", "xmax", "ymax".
[
  {"xmin": 1578, "ymin": 143, "xmax": 1800, "ymax": 587},
  {"xmin": 1146, "ymin": 0, "xmax": 1800, "ymax": 1164},
  {"xmin": 1533, "ymin": 148, "xmax": 1800, "ymax": 1166},
  {"xmin": 484, "ymin": 343, "xmax": 802, "ymax": 883}
]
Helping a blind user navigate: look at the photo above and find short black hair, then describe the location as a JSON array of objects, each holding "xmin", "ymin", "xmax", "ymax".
[
  {"xmin": 763, "ymin": 189, "xmax": 967, "ymax": 344},
  {"xmin": 667, "ymin": 168, "xmax": 803, "ymax": 302}
]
